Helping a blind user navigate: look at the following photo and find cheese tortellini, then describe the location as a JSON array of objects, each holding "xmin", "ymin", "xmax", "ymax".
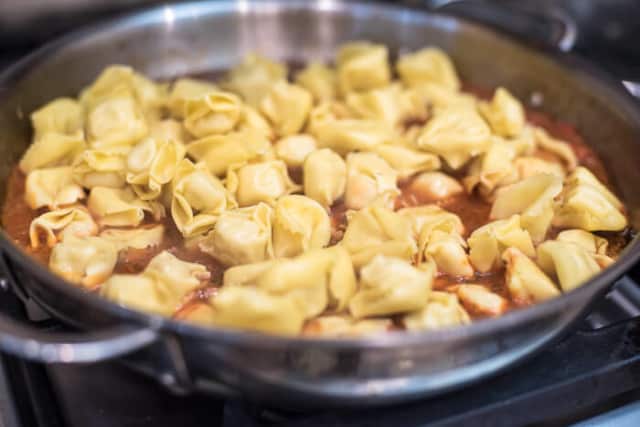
[{"xmin": 11, "ymin": 42, "xmax": 631, "ymax": 337}]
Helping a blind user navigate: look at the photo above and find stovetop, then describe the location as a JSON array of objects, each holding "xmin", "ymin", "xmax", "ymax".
[{"xmin": 1, "ymin": 1, "xmax": 640, "ymax": 426}]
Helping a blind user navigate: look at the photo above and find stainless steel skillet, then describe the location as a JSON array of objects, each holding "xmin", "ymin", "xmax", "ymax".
[{"xmin": 0, "ymin": 0, "xmax": 639, "ymax": 408}]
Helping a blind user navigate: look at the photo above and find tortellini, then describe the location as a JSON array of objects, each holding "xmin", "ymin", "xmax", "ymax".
[
  {"xmin": 467, "ymin": 215, "xmax": 535, "ymax": 273},
  {"xmin": 503, "ymin": 247, "xmax": 560, "ymax": 304},
  {"xmin": 295, "ymin": 62, "xmax": 337, "ymax": 102},
  {"xmin": 341, "ymin": 206, "xmax": 417, "ymax": 268},
  {"xmin": 183, "ymin": 90, "xmax": 242, "ymax": 137},
  {"xmin": 186, "ymin": 129, "xmax": 273, "ymax": 176},
  {"xmin": 72, "ymin": 146, "xmax": 129, "ymax": 189},
  {"xmin": 454, "ymin": 284, "xmax": 508, "ymax": 317},
  {"xmin": 101, "ymin": 251, "xmax": 210, "ymax": 316},
  {"xmin": 25, "ymin": 167, "xmax": 85, "ymax": 210},
  {"xmin": 29, "ymin": 206, "xmax": 98, "ymax": 249},
  {"xmin": 396, "ymin": 47, "xmax": 460, "ymax": 90},
  {"xmin": 350, "ymin": 255, "xmax": 433, "ymax": 318},
  {"xmin": 49, "ymin": 236, "xmax": 118, "ymax": 288},
  {"xmin": 126, "ymin": 137, "xmax": 186, "ymax": 200},
  {"xmin": 303, "ymin": 148, "xmax": 346, "ymax": 207},
  {"xmin": 479, "ymin": 87, "xmax": 526, "ymax": 138},
  {"xmin": 274, "ymin": 134, "xmax": 317, "ymax": 168},
  {"xmin": 87, "ymin": 186, "xmax": 164, "ymax": 227},
  {"xmin": 370, "ymin": 143, "xmax": 440, "ymax": 181},
  {"xmin": 336, "ymin": 42, "xmax": 391, "ymax": 93},
  {"xmin": 344, "ymin": 152, "xmax": 398, "ymax": 210},
  {"xmin": 222, "ymin": 54, "xmax": 287, "ymax": 107},
  {"xmin": 86, "ymin": 94, "xmax": 148, "ymax": 149},
  {"xmin": 199, "ymin": 203, "xmax": 274, "ymax": 266},
  {"xmin": 167, "ymin": 78, "xmax": 218, "ymax": 118},
  {"xmin": 490, "ymin": 173, "xmax": 563, "ymax": 242},
  {"xmin": 10, "ymin": 43, "xmax": 632, "ymax": 337},
  {"xmin": 171, "ymin": 160, "xmax": 237, "ymax": 237},
  {"xmin": 272, "ymin": 195, "xmax": 331, "ymax": 258},
  {"xmin": 553, "ymin": 167, "xmax": 627, "ymax": 231},
  {"xmin": 226, "ymin": 160, "xmax": 300, "ymax": 207},
  {"xmin": 404, "ymin": 291, "xmax": 470, "ymax": 331},
  {"xmin": 536, "ymin": 239, "xmax": 604, "ymax": 292},
  {"xmin": 260, "ymin": 81, "xmax": 313, "ymax": 137},
  {"xmin": 417, "ymin": 106, "xmax": 492, "ymax": 169},
  {"xmin": 211, "ymin": 286, "xmax": 305, "ymax": 335}
]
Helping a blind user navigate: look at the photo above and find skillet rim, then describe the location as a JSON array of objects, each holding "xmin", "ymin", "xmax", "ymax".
[{"xmin": 0, "ymin": 0, "xmax": 639, "ymax": 350}]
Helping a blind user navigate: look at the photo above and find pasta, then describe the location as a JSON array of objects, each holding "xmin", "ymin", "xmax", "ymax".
[{"xmin": 4, "ymin": 41, "xmax": 631, "ymax": 337}]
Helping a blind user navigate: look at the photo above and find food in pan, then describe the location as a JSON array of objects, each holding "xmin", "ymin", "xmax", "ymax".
[{"xmin": 2, "ymin": 42, "xmax": 631, "ymax": 336}]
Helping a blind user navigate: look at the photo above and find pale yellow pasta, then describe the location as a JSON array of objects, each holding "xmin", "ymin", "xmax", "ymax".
[
  {"xmin": 344, "ymin": 152, "xmax": 398, "ymax": 210},
  {"xmin": 30, "ymin": 98, "xmax": 84, "ymax": 142},
  {"xmin": 72, "ymin": 146, "xmax": 129, "ymax": 189},
  {"xmin": 222, "ymin": 54, "xmax": 287, "ymax": 107},
  {"xmin": 49, "ymin": 236, "xmax": 118, "ymax": 288},
  {"xmin": 350, "ymin": 255, "xmax": 433, "ymax": 318},
  {"xmin": 404, "ymin": 172, "xmax": 463, "ymax": 201},
  {"xmin": 553, "ymin": 167, "xmax": 627, "ymax": 231},
  {"xmin": 211, "ymin": 286, "xmax": 306, "ymax": 335},
  {"xmin": 19, "ymin": 132, "xmax": 86, "ymax": 173},
  {"xmin": 404, "ymin": 291, "xmax": 470, "ymax": 331},
  {"xmin": 25, "ymin": 166, "xmax": 85, "ymax": 210},
  {"xmin": 479, "ymin": 87, "xmax": 526, "ymax": 138},
  {"xmin": 149, "ymin": 119, "xmax": 190, "ymax": 145},
  {"xmin": 99, "ymin": 225, "xmax": 164, "ymax": 251},
  {"xmin": 502, "ymin": 247, "xmax": 560, "ymax": 304},
  {"xmin": 537, "ymin": 240, "xmax": 603, "ymax": 292},
  {"xmin": 101, "ymin": 251, "xmax": 210, "ymax": 316},
  {"xmin": 463, "ymin": 138, "xmax": 518, "ymax": 195},
  {"xmin": 370, "ymin": 142, "xmax": 441, "ymax": 180},
  {"xmin": 513, "ymin": 156, "xmax": 565, "ymax": 181},
  {"xmin": 455, "ymin": 284, "xmax": 508, "ymax": 317},
  {"xmin": 411, "ymin": 83, "xmax": 476, "ymax": 112},
  {"xmin": 175, "ymin": 303, "xmax": 217, "ymax": 325},
  {"xmin": 295, "ymin": 62, "xmax": 337, "ymax": 102},
  {"xmin": 226, "ymin": 160, "xmax": 300, "ymax": 207},
  {"xmin": 126, "ymin": 137, "xmax": 186, "ymax": 200},
  {"xmin": 235, "ymin": 106, "xmax": 275, "ymax": 139},
  {"xmin": 272, "ymin": 195, "xmax": 331, "ymax": 258},
  {"xmin": 534, "ymin": 127, "xmax": 578, "ymax": 171},
  {"xmin": 310, "ymin": 115, "xmax": 392, "ymax": 155},
  {"xmin": 341, "ymin": 206, "xmax": 417, "ymax": 268},
  {"xmin": 490, "ymin": 173, "xmax": 563, "ymax": 242},
  {"xmin": 167, "ymin": 78, "xmax": 218, "ymax": 118},
  {"xmin": 423, "ymin": 229, "xmax": 474, "ymax": 277},
  {"xmin": 396, "ymin": 47, "xmax": 460, "ymax": 90},
  {"xmin": 199, "ymin": 203, "xmax": 273, "ymax": 266},
  {"xmin": 274, "ymin": 134, "xmax": 317, "ymax": 168},
  {"xmin": 260, "ymin": 81, "xmax": 313, "ymax": 137},
  {"xmin": 336, "ymin": 42, "xmax": 391, "ymax": 94},
  {"xmin": 303, "ymin": 148, "xmax": 346, "ymax": 207},
  {"xmin": 170, "ymin": 159, "xmax": 236, "ymax": 237},
  {"xmin": 417, "ymin": 106, "xmax": 492, "ymax": 169},
  {"xmin": 345, "ymin": 84, "xmax": 427, "ymax": 128},
  {"xmin": 86, "ymin": 94, "xmax": 148, "ymax": 149},
  {"xmin": 183, "ymin": 90, "xmax": 242, "ymax": 137},
  {"xmin": 87, "ymin": 186, "xmax": 164, "ymax": 227},
  {"xmin": 186, "ymin": 129, "xmax": 273, "ymax": 176},
  {"xmin": 467, "ymin": 215, "xmax": 535, "ymax": 273},
  {"xmin": 29, "ymin": 206, "xmax": 97, "ymax": 249}
]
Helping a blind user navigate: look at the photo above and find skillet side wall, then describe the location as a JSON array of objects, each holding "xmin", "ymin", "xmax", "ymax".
[{"xmin": 0, "ymin": 1, "xmax": 639, "ymax": 406}]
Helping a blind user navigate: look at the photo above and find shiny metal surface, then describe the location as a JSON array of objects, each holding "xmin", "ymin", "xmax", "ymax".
[{"xmin": 0, "ymin": 0, "xmax": 640, "ymax": 407}]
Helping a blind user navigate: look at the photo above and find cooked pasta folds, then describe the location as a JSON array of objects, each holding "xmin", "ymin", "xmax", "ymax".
[
  {"xmin": 344, "ymin": 152, "xmax": 398, "ymax": 210},
  {"xmin": 170, "ymin": 159, "xmax": 236, "ymax": 237},
  {"xmin": 7, "ymin": 41, "xmax": 631, "ymax": 337},
  {"xmin": 350, "ymin": 255, "xmax": 433, "ymax": 318},
  {"xmin": 226, "ymin": 160, "xmax": 300, "ymax": 207},
  {"xmin": 303, "ymin": 148, "xmax": 346, "ymax": 207},
  {"xmin": 49, "ymin": 236, "xmax": 118, "ymax": 288},
  {"xmin": 25, "ymin": 167, "xmax": 85, "ymax": 210},
  {"xmin": 272, "ymin": 195, "xmax": 331, "ymax": 258}
]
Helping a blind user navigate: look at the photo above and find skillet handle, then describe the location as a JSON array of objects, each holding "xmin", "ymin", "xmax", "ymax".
[
  {"xmin": 421, "ymin": 0, "xmax": 577, "ymax": 52},
  {"xmin": 0, "ymin": 314, "xmax": 158, "ymax": 363}
]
